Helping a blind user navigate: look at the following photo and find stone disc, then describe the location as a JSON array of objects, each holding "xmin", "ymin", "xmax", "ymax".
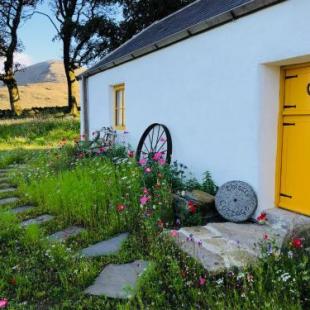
[{"xmin": 215, "ymin": 181, "xmax": 257, "ymax": 222}]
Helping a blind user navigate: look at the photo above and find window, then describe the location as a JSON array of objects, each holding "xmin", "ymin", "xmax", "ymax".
[{"xmin": 113, "ymin": 84, "xmax": 125, "ymax": 130}]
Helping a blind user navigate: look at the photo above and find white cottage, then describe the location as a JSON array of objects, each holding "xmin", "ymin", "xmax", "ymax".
[{"xmin": 78, "ymin": 0, "xmax": 310, "ymax": 218}]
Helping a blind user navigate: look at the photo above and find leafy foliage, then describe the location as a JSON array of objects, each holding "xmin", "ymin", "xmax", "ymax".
[{"xmin": 118, "ymin": 0, "xmax": 195, "ymax": 44}]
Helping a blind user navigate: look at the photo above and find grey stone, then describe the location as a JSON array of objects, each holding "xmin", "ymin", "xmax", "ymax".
[
  {"xmin": 48, "ymin": 226, "xmax": 85, "ymax": 242},
  {"xmin": 0, "ymin": 183, "xmax": 12, "ymax": 189},
  {"xmin": 215, "ymin": 181, "xmax": 257, "ymax": 222},
  {"xmin": 0, "ymin": 187, "xmax": 16, "ymax": 194},
  {"xmin": 191, "ymin": 190, "xmax": 215, "ymax": 204},
  {"xmin": 84, "ymin": 260, "xmax": 149, "ymax": 299},
  {"xmin": 81, "ymin": 233, "xmax": 129, "ymax": 257},
  {"xmin": 0, "ymin": 197, "xmax": 19, "ymax": 206},
  {"xmin": 11, "ymin": 205, "xmax": 35, "ymax": 214},
  {"xmin": 21, "ymin": 214, "xmax": 54, "ymax": 227},
  {"xmin": 171, "ymin": 208, "xmax": 310, "ymax": 273}
]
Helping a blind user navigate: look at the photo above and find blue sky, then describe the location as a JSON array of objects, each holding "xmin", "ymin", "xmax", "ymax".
[{"xmin": 18, "ymin": 2, "xmax": 62, "ymax": 65}]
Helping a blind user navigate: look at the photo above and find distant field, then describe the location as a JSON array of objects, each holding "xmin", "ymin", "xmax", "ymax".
[{"xmin": 0, "ymin": 82, "xmax": 80, "ymax": 110}]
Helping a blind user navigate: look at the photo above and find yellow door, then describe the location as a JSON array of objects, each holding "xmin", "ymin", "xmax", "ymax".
[{"xmin": 279, "ymin": 66, "xmax": 310, "ymax": 216}]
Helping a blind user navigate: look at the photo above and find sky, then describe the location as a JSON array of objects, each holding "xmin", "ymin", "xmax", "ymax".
[{"xmin": 17, "ymin": 2, "xmax": 62, "ymax": 66}]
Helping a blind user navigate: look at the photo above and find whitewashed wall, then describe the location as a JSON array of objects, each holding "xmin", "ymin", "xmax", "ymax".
[{"xmin": 81, "ymin": 0, "xmax": 310, "ymax": 216}]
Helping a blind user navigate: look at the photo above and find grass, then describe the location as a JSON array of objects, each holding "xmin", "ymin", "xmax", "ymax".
[{"xmin": 0, "ymin": 117, "xmax": 309, "ymax": 309}]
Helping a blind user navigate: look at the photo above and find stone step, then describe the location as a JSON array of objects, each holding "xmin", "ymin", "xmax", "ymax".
[
  {"xmin": 0, "ymin": 187, "xmax": 16, "ymax": 194},
  {"xmin": 0, "ymin": 197, "xmax": 19, "ymax": 206},
  {"xmin": 172, "ymin": 219, "xmax": 290, "ymax": 272},
  {"xmin": 0, "ymin": 183, "xmax": 12, "ymax": 189},
  {"xmin": 11, "ymin": 205, "xmax": 35, "ymax": 214},
  {"xmin": 0, "ymin": 177, "xmax": 9, "ymax": 183},
  {"xmin": 84, "ymin": 260, "xmax": 149, "ymax": 299},
  {"xmin": 81, "ymin": 233, "xmax": 129, "ymax": 257},
  {"xmin": 48, "ymin": 226, "xmax": 85, "ymax": 242},
  {"xmin": 21, "ymin": 214, "xmax": 54, "ymax": 227}
]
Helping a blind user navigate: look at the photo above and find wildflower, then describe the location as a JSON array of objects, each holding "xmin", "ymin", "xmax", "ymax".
[
  {"xmin": 128, "ymin": 150, "xmax": 134, "ymax": 158},
  {"xmin": 257, "ymin": 212, "xmax": 267, "ymax": 224},
  {"xmin": 199, "ymin": 276, "xmax": 206, "ymax": 286},
  {"xmin": 287, "ymin": 250, "xmax": 293, "ymax": 259},
  {"xmin": 116, "ymin": 204, "xmax": 126, "ymax": 212},
  {"xmin": 9, "ymin": 278, "xmax": 16, "ymax": 285},
  {"xmin": 157, "ymin": 219, "xmax": 164, "ymax": 229},
  {"xmin": 187, "ymin": 201, "xmax": 197, "ymax": 214},
  {"xmin": 263, "ymin": 234, "xmax": 269, "ymax": 240},
  {"xmin": 158, "ymin": 158, "xmax": 166, "ymax": 166},
  {"xmin": 99, "ymin": 147, "xmax": 105, "ymax": 153},
  {"xmin": 279, "ymin": 272, "xmax": 291, "ymax": 282},
  {"xmin": 292, "ymin": 237, "xmax": 303, "ymax": 249},
  {"xmin": 197, "ymin": 240, "xmax": 203, "ymax": 247},
  {"xmin": 153, "ymin": 152, "xmax": 162, "ymax": 161},
  {"xmin": 170, "ymin": 230, "xmax": 178, "ymax": 238},
  {"xmin": 144, "ymin": 167, "xmax": 152, "ymax": 173},
  {"xmin": 0, "ymin": 299, "xmax": 8, "ymax": 308},
  {"xmin": 216, "ymin": 278, "xmax": 224, "ymax": 285},
  {"xmin": 139, "ymin": 158, "xmax": 147, "ymax": 166},
  {"xmin": 140, "ymin": 195, "xmax": 150, "ymax": 205},
  {"xmin": 143, "ymin": 188, "xmax": 149, "ymax": 195}
]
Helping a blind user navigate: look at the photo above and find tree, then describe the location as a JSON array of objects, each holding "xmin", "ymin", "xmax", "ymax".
[
  {"xmin": 39, "ymin": 0, "xmax": 119, "ymax": 115},
  {"xmin": 118, "ymin": 0, "xmax": 195, "ymax": 44},
  {"xmin": 0, "ymin": 0, "xmax": 38, "ymax": 114}
]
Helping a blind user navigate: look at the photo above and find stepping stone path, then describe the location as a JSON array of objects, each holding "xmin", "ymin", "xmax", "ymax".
[
  {"xmin": 0, "ymin": 187, "xmax": 16, "ymax": 194},
  {"xmin": 21, "ymin": 214, "xmax": 54, "ymax": 227},
  {"xmin": 11, "ymin": 205, "xmax": 35, "ymax": 214},
  {"xmin": 81, "ymin": 233, "xmax": 129, "ymax": 257},
  {"xmin": 84, "ymin": 260, "xmax": 149, "ymax": 299},
  {"xmin": 48, "ymin": 226, "xmax": 85, "ymax": 242},
  {"xmin": 0, "ymin": 183, "xmax": 12, "ymax": 189},
  {"xmin": 0, "ymin": 196, "xmax": 19, "ymax": 206}
]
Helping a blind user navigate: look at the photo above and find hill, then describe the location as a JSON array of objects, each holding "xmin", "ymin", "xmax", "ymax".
[{"xmin": 0, "ymin": 60, "xmax": 82, "ymax": 110}]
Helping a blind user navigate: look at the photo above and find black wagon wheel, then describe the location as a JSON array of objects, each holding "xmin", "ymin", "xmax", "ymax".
[{"xmin": 136, "ymin": 123, "xmax": 172, "ymax": 164}]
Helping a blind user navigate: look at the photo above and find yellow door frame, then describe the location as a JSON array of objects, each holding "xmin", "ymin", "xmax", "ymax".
[{"xmin": 274, "ymin": 62, "xmax": 310, "ymax": 208}]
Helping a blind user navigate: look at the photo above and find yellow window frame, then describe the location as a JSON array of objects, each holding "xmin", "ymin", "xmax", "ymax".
[{"xmin": 113, "ymin": 84, "xmax": 125, "ymax": 130}]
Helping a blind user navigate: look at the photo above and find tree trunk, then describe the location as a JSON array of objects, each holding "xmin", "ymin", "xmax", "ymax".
[{"xmin": 4, "ymin": 75, "xmax": 21, "ymax": 115}]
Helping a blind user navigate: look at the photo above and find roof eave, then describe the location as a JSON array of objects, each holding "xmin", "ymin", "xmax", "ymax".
[{"xmin": 77, "ymin": 0, "xmax": 285, "ymax": 80}]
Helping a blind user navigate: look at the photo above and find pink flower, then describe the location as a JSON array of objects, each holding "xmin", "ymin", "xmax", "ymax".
[
  {"xmin": 170, "ymin": 230, "xmax": 178, "ymax": 237},
  {"xmin": 263, "ymin": 234, "xmax": 269, "ymax": 240},
  {"xmin": 140, "ymin": 195, "xmax": 150, "ymax": 205},
  {"xmin": 139, "ymin": 158, "xmax": 147, "ymax": 166},
  {"xmin": 199, "ymin": 276, "xmax": 206, "ymax": 286},
  {"xmin": 128, "ymin": 150, "xmax": 134, "ymax": 158},
  {"xmin": 99, "ymin": 147, "xmax": 105, "ymax": 153},
  {"xmin": 116, "ymin": 204, "xmax": 126, "ymax": 212},
  {"xmin": 0, "ymin": 299, "xmax": 8, "ymax": 308},
  {"xmin": 158, "ymin": 158, "xmax": 166, "ymax": 165},
  {"xmin": 257, "ymin": 212, "xmax": 267, "ymax": 224},
  {"xmin": 143, "ymin": 188, "xmax": 149, "ymax": 194},
  {"xmin": 292, "ymin": 237, "xmax": 303, "ymax": 249},
  {"xmin": 144, "ymin": 167, "xmax": 152, "ymax": 173},
  {"xmin": 153, "ymin": 152, "xmax": 162, "ymax": 161}
]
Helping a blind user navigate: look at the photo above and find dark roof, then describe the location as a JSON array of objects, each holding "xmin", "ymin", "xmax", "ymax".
[{"xmin": 79, "ymin": 0, "xmax": 286, "ymax": 79}]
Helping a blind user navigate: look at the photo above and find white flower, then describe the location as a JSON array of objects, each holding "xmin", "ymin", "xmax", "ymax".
[
  {"xmin": 279, "ymin": 272, "xmax": 291, "ymax": 282},
  {"xmin": 216, "ymin": 278, "xmax": 224, "ymax": 285}
]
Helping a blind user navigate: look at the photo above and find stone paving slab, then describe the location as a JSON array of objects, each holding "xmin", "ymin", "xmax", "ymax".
[
  {"xmin": 21, "ymin": 214, "xmax": 54, "ymax": 227},
  {"xmin": 81, "ymin": 233, "xmax": 129, "ymax": 257},
  {"xmin": 48, "ymin": 226, "xmax": 85, "ymax": 242},
  {"xmin": 84, "ymin": 260, "xmax": 149, "ymax": 299},
  {"xmin": 0, "ymin": 197, "xmax": 19, "ymax": 206},
  {"xmin": 0, "ymin": 183, "xmax": 12, "ymax": 189},
  {"xmin": 0, "ymin": 187, "xmax": 16, "ymax": 194},
  {"xmin": 11, "ymin": 205, "xmax": 35, "ymax": 214}
]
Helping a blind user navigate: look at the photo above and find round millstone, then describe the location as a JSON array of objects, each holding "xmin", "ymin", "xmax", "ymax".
[{"xmin": 215, "ymin": 181, "xmax": 257, "ymax": 223}]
